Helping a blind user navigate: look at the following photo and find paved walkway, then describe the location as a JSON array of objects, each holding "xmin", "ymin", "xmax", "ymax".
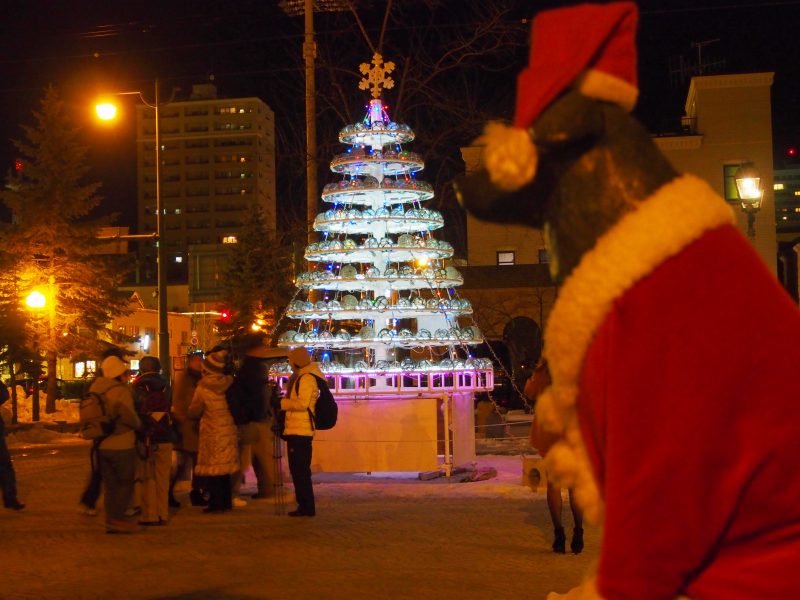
[{"xmin": 3, "ymin": 443, "xmax": 596, "ymax": 599}]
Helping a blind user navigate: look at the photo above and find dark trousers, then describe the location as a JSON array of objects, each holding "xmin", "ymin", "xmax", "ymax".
[
  {"xmin": 98, "ymin": 448, "xmax": 136, "ymax": 521},
  {"xmin": 286, "ymin": 435, "xmax": 315, "ymax": 513},
  {"xmin": 0, "ymin": 420, "xmax": 19, "ymax": 507},
  {"xmin": 205, "ymin": 474, "xmax": 232, "ymax": 511},
  {"xmin": 80, "ymin": 443, "xmax": 102, "ymax": 509}
]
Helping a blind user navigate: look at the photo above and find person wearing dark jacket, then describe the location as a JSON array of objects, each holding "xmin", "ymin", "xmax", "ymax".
[
  {"xmin": 132, "ymin": 355, "xmax": 172, "ymax": 525},
  {"xmin": 0, "ymin": 381, "xmax": 24, "ymax": 511},
  {"xmin": 231, "ymin": 335, "xmax": 284, "ymax": 502}
]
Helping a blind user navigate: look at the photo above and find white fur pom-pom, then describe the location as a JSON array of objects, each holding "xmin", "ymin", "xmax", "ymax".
[{"xmin": 478, "ymin": 121, "xmax": 537, "ymax": 192}]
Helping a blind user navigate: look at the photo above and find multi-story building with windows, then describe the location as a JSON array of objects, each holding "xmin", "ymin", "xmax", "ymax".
[{"xmin": 136, "ymin": 83, "xmax": 276, "ymax": 283}]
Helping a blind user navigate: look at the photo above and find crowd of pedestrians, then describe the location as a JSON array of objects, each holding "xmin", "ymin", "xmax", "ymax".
[{"xmin": 54, "ymin": 333, "xmax": 319, "ymax": 533}]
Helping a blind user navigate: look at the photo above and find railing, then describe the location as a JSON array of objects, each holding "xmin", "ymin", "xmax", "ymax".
[{"xmin": 270, "ymin": 368, "xmax": 493, "ymax": 397}]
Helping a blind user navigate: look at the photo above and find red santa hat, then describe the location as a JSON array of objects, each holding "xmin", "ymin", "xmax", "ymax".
[{"xmin": 480, "ymin": 2, "xmax": 639, "ymax": 192}]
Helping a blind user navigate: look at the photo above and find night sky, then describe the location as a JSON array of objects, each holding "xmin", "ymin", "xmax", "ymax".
[{"xmin": 0, "ymin": 0, "xmax": 798, "ymax": 235}]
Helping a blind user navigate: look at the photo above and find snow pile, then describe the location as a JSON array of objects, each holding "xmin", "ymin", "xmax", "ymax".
[
  {"xmin": 13, "ymin": 398, "xmax": 80, "ymax": 424},
  {"xmin": 5, "ymin": 424, "xmax": 83, "ymax": 448}
]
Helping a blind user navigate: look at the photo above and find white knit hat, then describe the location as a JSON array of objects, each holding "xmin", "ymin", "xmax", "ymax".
[{"xmin": 101, "ymin": 355, "xmax": 129, "ymax": 379}]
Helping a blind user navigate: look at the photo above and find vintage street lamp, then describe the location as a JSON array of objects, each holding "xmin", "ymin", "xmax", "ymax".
[
  {"xmin": 734, "ymin": 162, "xmax": 764, "ymax": 242},
  {"xmin": 96, "ymin": 81, "xmax": 177, "ymax": 379}
]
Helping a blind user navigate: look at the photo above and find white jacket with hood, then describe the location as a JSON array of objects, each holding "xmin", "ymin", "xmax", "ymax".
[{"xmin": 281, "ymin": 362, "xmax": 323, "ymax": 437}]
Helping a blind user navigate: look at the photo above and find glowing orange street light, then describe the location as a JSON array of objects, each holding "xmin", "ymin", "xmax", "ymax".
[
  {"xmin": 95, "ymin": 102, "xmax": 118, "ymax": 121},
  {"xmin": 25, "ymin": 290, "xmax": 46, "ymax": 309}
]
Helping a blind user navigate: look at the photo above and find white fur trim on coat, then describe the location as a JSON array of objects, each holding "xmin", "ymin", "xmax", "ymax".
[{"xmin": 540, "ymin": 174, "xmax": 734, "ymax": 524}]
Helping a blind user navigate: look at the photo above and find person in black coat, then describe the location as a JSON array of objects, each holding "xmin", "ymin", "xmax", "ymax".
[
  {"xmin": 230, "ymin": 334, "xmax": 285, "ymax": 501},
  {"xmin": 0, "ymin": 381, "xmax": 24, "ymax": 510}
]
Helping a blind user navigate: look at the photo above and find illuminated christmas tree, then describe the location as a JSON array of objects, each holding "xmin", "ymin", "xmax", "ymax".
[{"xmin": 277, "ymin": 54, "xmax": 492, "ymax": 389}]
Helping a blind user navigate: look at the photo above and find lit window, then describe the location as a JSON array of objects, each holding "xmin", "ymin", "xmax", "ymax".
[
  {"xmin": 175, "ymin": 256, "xmax": 183, "ymax": 263},
  {"xmin": 497, "ymin": 251, "xmax": 515, "ymax": 266},
  {"xmin": 175, "ymin": 208, "xmax": 182, "ymax": 215},
  {"xmin": 774, "ymin": 183, "xmax": 784, "ymax": 190},
  {"xmin": 223, "ymin": 235, "xmax": 238, "ymax": 244},
  {"xmin": 794, "ymin": 191, "xmax": 800, "ymax": 196},
  {"xmin": 74, "ymin": 360, "xmax": 98, "ymax": 378}
]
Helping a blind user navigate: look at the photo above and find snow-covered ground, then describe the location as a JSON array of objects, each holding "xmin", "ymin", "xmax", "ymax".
[
  {"xmin": 2, "ymin": 439, "xmax": 596, "ymax": 599},
  {"xmin": 2, "ymin": 397, "xmax": 80, "ymax": 427}
]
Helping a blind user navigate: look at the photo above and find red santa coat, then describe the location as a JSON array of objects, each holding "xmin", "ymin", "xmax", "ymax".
[{"xmin": 539, "ymin": 175, "xmax": 800, "ymax": 599}]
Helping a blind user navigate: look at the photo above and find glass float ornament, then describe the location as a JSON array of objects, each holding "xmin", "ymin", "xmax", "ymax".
[
  {"xmin": 359, "ymin": 325, "xmax": 375, "ymax": 339},
  {"xmin": 342, "ymin": 294, "xmax": 358, "ymax": 309},
  {"xmin": 340, "ymin": 264, "xmax": 357, "ymax": 279},
  {"xmin": 397, "ymin": 233, "xmax": 413, "ymax": 247}
]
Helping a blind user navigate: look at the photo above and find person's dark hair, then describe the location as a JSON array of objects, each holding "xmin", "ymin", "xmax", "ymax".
[{"xmin": 139, "ymin": 355, "xmax": 162, "ymax": 374}]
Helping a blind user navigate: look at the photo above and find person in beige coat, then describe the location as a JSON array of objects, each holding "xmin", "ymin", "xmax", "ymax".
[
  {"xmin": 281, "ymin": 348, "xmax": 321, "ymax": 517},
  {"xmin": 169, "ymin": 352, "xmax": 206, "ymax": 507},
  {"xmin": 188, "ymin": 350, "xmax": 238, "ymax": 513},
  {"xmin": 91, "ymin": 356, "xmax": 141, "ymax": 533}
]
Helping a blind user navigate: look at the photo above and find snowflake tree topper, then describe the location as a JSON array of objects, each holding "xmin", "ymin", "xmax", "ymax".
[{"xmin": 359, "ymin": 53, "xmax": 396, "ymax": 99}]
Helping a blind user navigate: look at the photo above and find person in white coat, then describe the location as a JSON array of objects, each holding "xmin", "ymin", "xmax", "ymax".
[
  {"xmin": 188, "ymin": 350, "xmax": 238, "ymax": 513},
  {"xmin": 281, "ymin": 348, "xmax": 320, "ymax": 517}
]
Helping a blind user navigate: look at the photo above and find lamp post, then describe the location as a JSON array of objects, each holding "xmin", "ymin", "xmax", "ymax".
[
  {"xmin": 734, "ymin": 162, "xmax": 764, "ymax": 243},
  {"xmin": 96, "ymin": 80, "xmax": 176, "ymax": 379},
  {"xmin": 25, "ymin": 289, "xmax": 47, "ymax": 422},
  {"xmin": 279, "ymin": 0, "xmax": 350, "ymax": 243}
]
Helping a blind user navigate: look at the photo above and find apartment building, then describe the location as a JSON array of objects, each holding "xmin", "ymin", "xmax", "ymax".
[{"xmin": 136, "ymin": 83, "xmax": 276, "ymax": 282}]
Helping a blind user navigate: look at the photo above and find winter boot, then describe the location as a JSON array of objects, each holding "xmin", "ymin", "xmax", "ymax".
[
  {"xmin": 552, "ymin": 526, "xmax": 566, "ymax": 553},
  {"xmin": 168, "ymin": 493, "xmax": 181, "ymax": 508},
  {"xmin": 190, "ymin": 489, "xmax": 208, "ymax": 507},
  {"xmin": 571, "ymin": 527, "xmax": 584, "ymax": 554}
]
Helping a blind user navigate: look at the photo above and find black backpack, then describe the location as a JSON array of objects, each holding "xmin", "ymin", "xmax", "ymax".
[
  {"xmin": 225, "ymin": 378, "xmax": 250, "ymax": 426},
  {"xmin": 294, "ymin": 373, "xmax": 338, "ymax": 431}
]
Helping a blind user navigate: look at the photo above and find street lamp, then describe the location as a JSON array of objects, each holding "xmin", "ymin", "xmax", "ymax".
[
  {"xmin": 734, "ymin": 162, "xmax": 764, "ymax": 242},
  {"xmin": 96, "ymin": 80, "xmax": 177, "ymax": 379}
]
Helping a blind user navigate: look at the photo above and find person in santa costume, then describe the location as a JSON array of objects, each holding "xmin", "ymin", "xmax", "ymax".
[{"xmin": 455, "ymin": 3, "xmax": 800, "ymax": 599}]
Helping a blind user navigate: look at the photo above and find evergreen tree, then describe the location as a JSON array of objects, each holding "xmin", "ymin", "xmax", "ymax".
[
  {"xmin": 0, "ymin": 86, "xmax": 131, "ymax": 413},
  {"xmin": 219, "ymin": 206, "xmax": 295, "ymax": 342}
]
